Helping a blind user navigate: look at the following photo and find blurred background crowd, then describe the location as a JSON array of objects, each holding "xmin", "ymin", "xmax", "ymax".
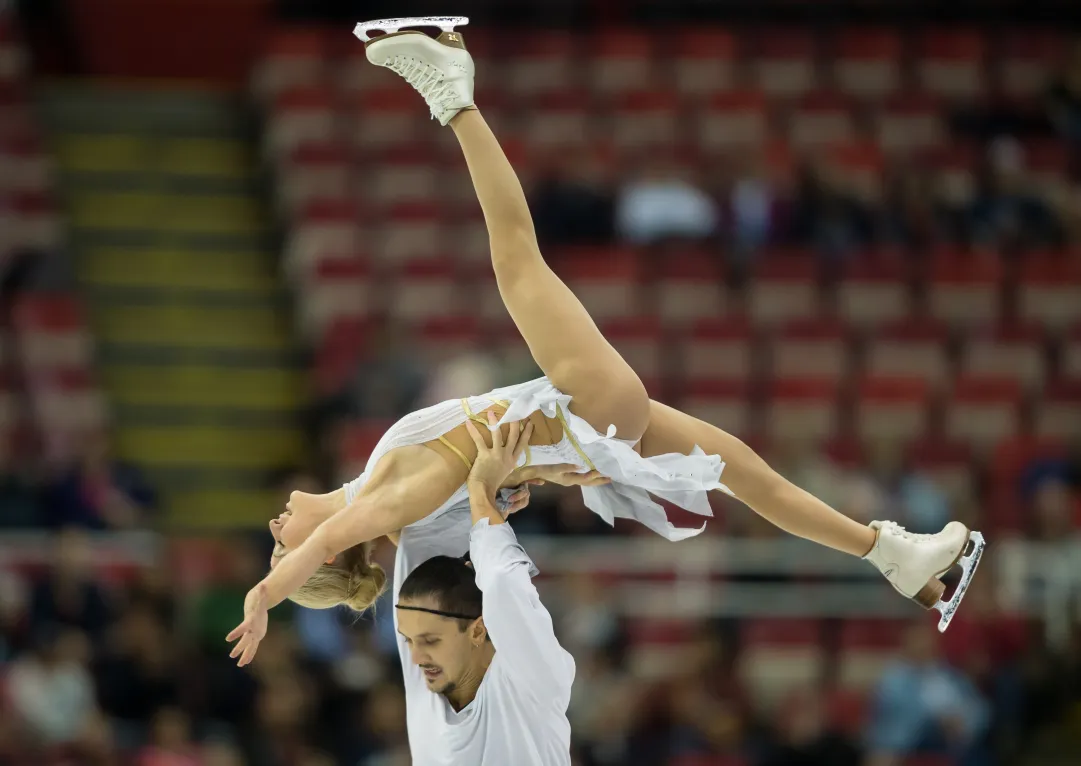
[{"xmin": 2, "ymin": 0, "xmax": 1081, "ymax": 765}]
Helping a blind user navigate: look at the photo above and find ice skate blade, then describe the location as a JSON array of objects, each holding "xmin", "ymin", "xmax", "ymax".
[
  {"xmin": 933, "ymin": 530, "xmax": 985, "ymax": 633},
  {"xmin": 354, "ymin": 16, "xmax": 469, "ymax": 43}
]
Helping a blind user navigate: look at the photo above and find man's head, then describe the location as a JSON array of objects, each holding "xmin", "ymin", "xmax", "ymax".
[{"xmin": 396, "ymin": 555, "xmax": 493, "ymax": 698}]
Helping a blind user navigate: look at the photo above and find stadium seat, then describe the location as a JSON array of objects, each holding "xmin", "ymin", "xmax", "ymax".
[
  {"xmin": 998, "ymin": 31, "xmax": 1065, "ymax": 100},
  {"xmin": 656, "ymin": 252, "xmax": 728, "ymax": 328},
  {"xmin": 1036, "ymin": 379, "xmax": 1081, "ymax": 441},
  {"xmin": 747, "ymin": 254, "xmax": 821, "ymax": 326},
  {"xmin": 764, "ymin": 378, "xmax": 839, "ymax": 442},
  {"xmin": 523, "ymin": 91, "xmax": 593, "ymax": 149},
  {"xmin": 561, "ymin": 250, "xmax": 643, "ymax": 322},
  {"xmin": 277, "ymin": 141, "xmax": 352, "ymax": 215},
  {"xmin": 12, "ymin": 295, "xmax": 93, "ymax": 373},
  {"xmin": 865, "ymin": 318, "xmax": 951, "ymax": 386},
  {"xmin": 602, "ymin": 318, "xmax": 664, "ymax": 395},
  {"xmin": 588, "ymin": 30, "xmax": 655, "ymax": 95},
  {"xmin": 252, "ymin": 28, "xmax": 328, "ymax": 102},
  {"xmin": 314, "ymin": 317, "xmax": 370, "ymax": 395},
  {"xmin": 960, "ymin": 323, "xmax": 1046, "ymax": 390},
  {"xmin": 339, "ymin": 418, "xmax": 397, "ymax": 477},
  {"xmin": 412, "ymin": 316, "xmax": 484, "ymax": 364},
  {"xmin": 856, "ymin": 377, "xmax": 932, "ymax": 444},
  {"xmin": 926, "ymin": 250, "xmax": 1004, "ymax": 329},
  {"xmin": 837, "ymin": 257, "xmax": 910, "ymax": 328},
  {"xmin": 371, "ymin": 203, "xmax": 444, "ymax": 265},
  {"xmin": 1062, "ymin": 323, "xmax": 1081, "ymax": 380},
  {"xmin": 1017, "ymin": 251, "xmax": 1081, "ymax": 331},
  {"xmin": 906, "ymin": 438, "xmax": 974, "ymax": 502},
  {"xmin": 610, "ymin": 91, "xmax": 681, "ymax": 151},
  {"xmin": 266, "ymin": 86, "xmax": 337, "ymax": 157},
  {"xmin": 9, "ymin": 190, "xmax": 63, "ymax": 251},
  {"xmin": 507, "ymin": 32, "xmax": 579, "ymax": 96},
  {"xmin": 681, "ymin": 319, "xmax": 755, "ymax": 384},
  {"xmin": 299, "ymin": 257, "xmax": 373, "ymax": 339},
  {"xmin": 788, "ymin": 91, "xmax": 856, "ymax": 150},
  {"xmin": 284, "ymin": 198, "xmax": 360, "ymax": 279},
  {"xmin": 739, "ymin": 618, "xmax": 825, "ymax": 709},
  {"xmin": 681, "ymin": 380, "xmax": 753, "ymax": 437},
  {"xmin": 753, "ymin": 29, "xmax": 819, "ymax": 99},
  {"xmin": 825, "ymin": 142, "xmax": 886, "ymax": 204},
  {"xmin": 832, "ymin": 28, "xmax": 903, "ymax": 100},
  {"xmin": 838, "ymin": 618, "xmax": 905, "ymax": 689},
  {"xmin": 916, "ymin": 29, "xmax": 987, "ymax": 102},
  {"xmin": 768, "ymin": 318, "xmax": 851, "ymax": 381},
  {"xmin": 946, "ymin": 376, "xmax": 1022, "ymax": 446},
  {"xmin": 367, "ymin": 156, "xmax": 441, "ymax": 207},
  {"xmin": 673, "ymin": 29, "xmax": 738, "ymax": 100},
  {"xmin": 698, "ymin": 91, "xmax": 769, "ymax": 151},
  {"xmin": 347, "ymin": 87, "xmax": 428, "ymax": 151},
  {"xmin": 0, "ymin": 134, "xmax": 51, "ymax": 193},
  {"xmin": 875, "ymin": 94, "xmax": 946, "ymax": 152}
]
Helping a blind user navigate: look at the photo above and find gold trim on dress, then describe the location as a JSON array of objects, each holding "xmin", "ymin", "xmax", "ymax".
[{"xmin": 555, "ymin": 404, "xmax": 598, "ymax": 472}]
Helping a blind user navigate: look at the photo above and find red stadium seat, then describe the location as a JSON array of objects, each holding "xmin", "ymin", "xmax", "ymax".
[
  {"xmin": 252, "ymin": 28, "xmax": 329, "ymax": 101},
  {"xmin": 865, "ymin": 318, "xmax": 951, "ymax": 385},
  {"xmin": 907, "ymin": 438, "xmax": 974, "ymax": 501},
  {"xmin": 916, "ymin": 29, "xmax": 987, "ymax": 102},
  {"xmin": 928, "ymin": 143, "xmax": 979, "ymax": 208},
  {"xmin": 285, "ymin": 198, "xmax": 360, "ymax": 278},
  {"xmin": 1063, "ymin": 323, "xmax": 1081, "ymax": 380},
  {"xmin": 523, "ymin": 91, "xmax": 593, "ymax": 150},
  {"xmin": 1036, "ymin": 379, "xmax": 1081, "ymax": 441},
  {"xmin": 837, "ymin": 256, "xmax": 910, "ymax": 328},
  {"xmin": 507, "ymin": 32, "xmax": 580, "ymax": 96},
  {"xmin": 413, "ymin": 316, "xmax": 484, "ymax": 364},
  {"xmin": 769, "ymin": 318, "xmax": 851, "ymax": 381},
  {"xmin": 753, "ymin": 29, "xmax": 819, "ymax": 100},
  {"xmin": 12, "ymin": 295, "xmax": 93, "ymax": 372},
  {"xmin": 0, "ymin": 134, "xmax": 52, "ymax": 193},
  {"xmin": 339, "ymin": 418, "xmax": 397, "ymax": 475},
  {"xmin": 999, "ymin": 31, "xmax": 1066, "ymax": 100},
  {"xmin": 588, "ymin": 30, "xmax": 655, "ymax": 95},
  {"xmin": 390, "ymin": 259, "xmax": 459, "ymax": 322},
  {"xmin": 8, "ymin": 190, "xmax": 62, "ymax": 250},
  {"xmin": 371, "ymin": 203, "xmax": 443, "ymax": 265},
  {"xmin": 562, "ymin": 250, "xmax": 643, "ymax": 322},
  {"xmin": 1017, "ymin": 251, "xmax": 1081, "ymax": 330},
  {"xmin": 838, "ymin": 618, "xmax": 905, "ymax": 689},
  {"xmin": 266, "ymin": 86, "xmax": 337, "ymax": 157},
  {"xmin": 602, "ymin": 318, "xmax": 664, "ymax": 395},
  {"xmin": 698, "ymin": 91, "xmax": 769, "ymax": 151},
  {"xmin": 856, "ymin": 377, "xmax": 932, "ymax": 444},
  {"xmin": 833, "ymin": 28, "xmax": 903, "ymax": 100},
  {"xmin": 681, "ymin": 379, "xmax": 753, "ymax": 437},
  {"xmin": 673, "ymin": 29, "xmax": 738, "ymax": 100},
  {"xmin": 764, "ymin": 378, "xmax": 839, "ymax": 442},
  {"xmin": 739, "ymin": 618, "xmax": 825, "ymax": 706},
  {"xmin": 926, "ymin": 250, "xmax": 1004, "ymax": 329},
  {"xmin": 875, "ymin": 94, "xmax": 946, "ymax": 152},
  {"xmin": 314, "ymin": 317, "xmax": 370, "ymax": 394},
  {"xmin": 366, "ymin": 156, "xmax": 441, "ymax": 207},
  {"xmin": 299, "ymin": 257, "xmax": 373, "ymax": 339},
  {"xmin": 960, "ymin": 323, "xmax": 1046, "ymax": 390},
  {"xmin": 1024, "ymin": 140, "xmax": 1073, "ymax": 203},
  {"xmin": 990, "ymin": 434, "xmax": 1066, "ymax": 496},
  {"xmin": 825, "ymin": 142, "xmax": 886, "ymax": 204},
  {"xmin": 656, "ymin": 252, "xmax": 727, "ymax": 328},
  {"xmin": 747, "ymin": 254, "xmax": 821, "ymax": 326},
  {"xmin": 277, "ymin": 141, "xmax": 352, "ymax": 215},
  {"xmin": 946, "ymin": 376, "xmax": 1022, "ymax": 446},
  {"xmin": 611, "ymin": 91, "xmax": 681, "ymax": 151},
  {"xmin": 347, "ymin": 87, "xmax": 428, "ymax": 151},
  {"xmin": 788, "ymin": 92, "xmax": 857, "ymax": 150},
  {"xmin": 682, "ymin": 319, "xmax": 754, "ymax": 384}
]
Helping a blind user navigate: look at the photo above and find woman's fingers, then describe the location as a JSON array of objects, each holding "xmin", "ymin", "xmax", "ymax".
[
  {"xmin": 463, "ymin": 419, "xmax": 485, "ymax": 450},
  {"xmin": 512, "ymin": 422, "xmax": 534, "ymax": 461},
  {"xmin": 486, "ymin": 410, "xmax": 503, "ymax": 449},
  {"xmin": 226, "ymin": 621, "xmax": 250, "ymax": 643}
]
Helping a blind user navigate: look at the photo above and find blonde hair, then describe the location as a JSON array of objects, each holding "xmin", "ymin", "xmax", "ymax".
[{"xmin": 288, "ymin": 543, "xmax": 387, "ymax": 612}]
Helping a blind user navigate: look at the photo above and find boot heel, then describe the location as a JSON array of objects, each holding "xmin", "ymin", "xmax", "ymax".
[{"xmin": 914, "ymin": 577, "xmax": 945, "ymax": 609}]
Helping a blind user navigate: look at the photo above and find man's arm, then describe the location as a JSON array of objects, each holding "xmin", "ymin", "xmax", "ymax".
[{"xmin": 468, "ymin": 482, "xmax": 575, "ymax": 699}]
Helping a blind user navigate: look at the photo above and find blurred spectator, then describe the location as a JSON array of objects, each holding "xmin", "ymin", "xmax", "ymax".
[
  {"xmin": 343, "ymin": 321, "xmax": 426, "ymax": 421},
  {"xmin": 968, "ymin": 138, "xmax": 1062, "ymax": 250},
  {"xmin": 616, "ymin": 157, "xmax": 718, "ymax": 245},
  {"xmin": 786, "ymin": 162, "xmax": 871, "ymax": 259},
  {"xmin": 0, "ymin": 431, "xmax": 40, "ymax": 527},
  {"xmin": 760, "ymin": 689, "xmax": 861, "ymax": 766},
  {"xmin": 94, "ymin": 605, "xmax": 180, "ymax": 727},
  {"xmin": 29, "ymin": 528, "xmax": 113, "ymax": 643},
  {"xmin": 726, "ymin": 153, "xmax": 776, "ymax": 258},
  {"xmin": 1030, "ymin": 477, "xmax": 1077, "ymax": 542},
  {"xmin": 334, "ymin": 681, "xmax": 410, "ymax": 766},
  {"xmin": 556, "ymin": 571, "xmax": 622, "ymax": 658},
  {"xmin": 531, "ymin": 149, "xmax": 616, "ymax": 248},
  {"xmin": 1047, "ymin": 40, "xmax": 1081, "ymax": 143},
  {"xmin": 862, "ymin": 442, "xmax": 953, "ymax": 534},
  {"xmin": 878, "ymin": 163, "xmax": 943, "ymax": 249},
  {"xmin": 44, "ymin": 432, "xmax": 157, "ymax": 530},
  {"xmin": 6, "ymin": 625, "xmax": 98, "ymax": 745},
  {"xmin": 136, "ymin": 708, "xmax": 203, "ymax": 766},
  {"xmin": 865, "ymin": 622, "xmax": 992, "ymax": 765},
  {"xmin": 569, "ymin": 639, "xmax": 643, "ymax": 766}
]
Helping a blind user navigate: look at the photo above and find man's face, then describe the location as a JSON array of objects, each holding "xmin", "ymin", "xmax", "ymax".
[{"xmin": 396, "ymin": 596, "xmax": 484, "ymax": 696}]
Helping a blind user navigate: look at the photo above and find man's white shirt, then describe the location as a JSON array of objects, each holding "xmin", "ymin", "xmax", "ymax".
[{"xmin": 393, "ymin": 505, "xmax": 575, "ymax": 766}]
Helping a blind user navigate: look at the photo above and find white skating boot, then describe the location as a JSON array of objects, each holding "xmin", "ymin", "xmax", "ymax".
[
  {"xmin": 356, "ymin": 17, "xmax": 475, "ymax": 126},
  {"xmin": 863, "ymin": 520, "xmax": 986, "ymax": 633}
]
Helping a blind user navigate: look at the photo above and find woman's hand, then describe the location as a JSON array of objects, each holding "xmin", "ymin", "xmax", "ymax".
[
  {"xmin": 508, "ymin": 463, "xmax": 612, "ymax": 488},
  {"xmin": 464, "ymin": 411, "xmax": 533, "ymax": 497},
  {"xmin": 226, "ymin": 583, "xmax": 269, "ymax": 667}
]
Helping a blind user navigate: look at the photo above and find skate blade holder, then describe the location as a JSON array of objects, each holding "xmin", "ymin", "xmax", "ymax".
[
  {"xmin": 933, "ymin": 530, "xmax": 986, "ymax": 633},
  {"xmin": 354, "ymin": 16, "xmax": 469, "ymax": 43}
]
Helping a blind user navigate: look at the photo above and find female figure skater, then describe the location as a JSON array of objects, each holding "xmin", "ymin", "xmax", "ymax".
[{"xmin": 227, "ymin": 24, "xmax": 982, "ymax": 666}]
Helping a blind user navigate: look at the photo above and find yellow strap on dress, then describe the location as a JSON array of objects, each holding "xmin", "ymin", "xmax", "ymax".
[
  {"xmin": 459, "ymin": 397, "xmax": 531, "ymax": 466},
  {"xmin": 555, "ymin": 404, "xmax": 598, "ymax": 472},
  {"xmin": 437, "ymin": 435, "xmax": 473, "ymax": 470}
]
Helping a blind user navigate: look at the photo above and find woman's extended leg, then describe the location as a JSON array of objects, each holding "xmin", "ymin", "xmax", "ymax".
[
  {"xmin": 364, "ymin": 31, "xmax": 650, "ymax": 443},
  {"xmin": 639, "ymin": 400, "xmax": 877, "ymax": 557}
]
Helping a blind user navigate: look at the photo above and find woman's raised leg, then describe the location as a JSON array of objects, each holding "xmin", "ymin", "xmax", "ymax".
[{"xmin": 364, "ymin": 31, "xmax": 650, "ymax": 443}]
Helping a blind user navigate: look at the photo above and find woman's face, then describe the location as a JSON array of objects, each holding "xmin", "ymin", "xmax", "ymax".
[{"xmin": 268, "ymin": 491, "xmax": 334, "ymax": 567}]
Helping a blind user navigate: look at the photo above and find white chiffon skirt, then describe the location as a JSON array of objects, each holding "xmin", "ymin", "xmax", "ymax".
[{"xmin": 345, "ymin": 377, "xmax": 732, "ymax": 541}]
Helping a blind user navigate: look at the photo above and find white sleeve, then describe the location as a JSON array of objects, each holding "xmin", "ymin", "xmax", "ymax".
[{"xmin": 469, "ymin": 519, "xmax": 575, "ymax": 697}]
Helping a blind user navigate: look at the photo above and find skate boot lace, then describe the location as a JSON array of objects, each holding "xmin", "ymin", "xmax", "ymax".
[
  {"xmin": 385, "ymin": 55, "xmax": 457, "ymax": 119},
  {"xmin": 878, "ymin": 520, "xmax": 937, "ymax": 543}
]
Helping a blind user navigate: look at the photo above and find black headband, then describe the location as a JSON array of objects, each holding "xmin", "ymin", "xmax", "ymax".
[{"xmin": 395, "ymin": 604, "xmax": 480, "ymax": 621}]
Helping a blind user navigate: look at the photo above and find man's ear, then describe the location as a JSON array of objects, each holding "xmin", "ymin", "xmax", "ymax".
[{"xmin": 470, "ymin": 617, "xmax": 488, "ymax": 646}]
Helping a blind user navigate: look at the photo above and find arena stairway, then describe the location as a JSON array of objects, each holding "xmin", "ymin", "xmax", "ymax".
[{"xmin": 41, "ymin": 85, "xmax": 305, "ymax": 527}]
